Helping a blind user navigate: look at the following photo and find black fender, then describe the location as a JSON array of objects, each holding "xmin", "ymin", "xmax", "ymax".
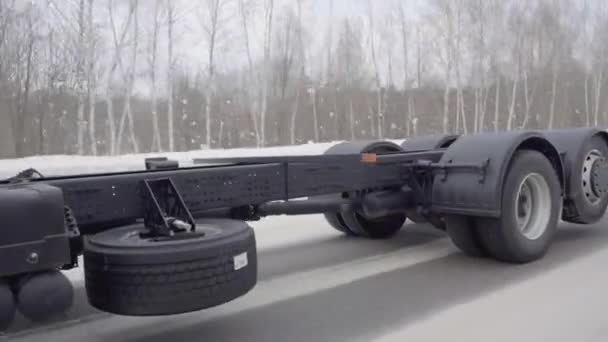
[
  {"xmin": 542, "ymin": 127, "xmax": 608, "ymax": 200},
  {"xmin": 325, "ymin": 140, "xmax": 403, "ymax": 154},
  {"xmin": 431, "ymin": 130, "xmax": 564, "ymax": 218},
  {"xmin": 401, "ymin": 134, "xmax": 460, "ymax": 151}
]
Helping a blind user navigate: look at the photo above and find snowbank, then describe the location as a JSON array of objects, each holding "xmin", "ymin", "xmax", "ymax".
[
  {"xmin": 0, "ymin": 139, "xmax": 407, "ymax": 178},
  {"xmin": 0, "ymin": 142, "xmax": 341, "ymax": 178}
]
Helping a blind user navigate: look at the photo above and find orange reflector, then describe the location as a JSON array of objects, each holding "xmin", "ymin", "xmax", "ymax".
[{"xmin": 361, "ymin": 153, "xmax": 377, "ymax": 163}]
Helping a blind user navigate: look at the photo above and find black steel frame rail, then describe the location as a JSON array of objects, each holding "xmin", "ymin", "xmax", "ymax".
[{"xmin": 0, "ymin": 150, "xmax": 443, "ymax": 234}]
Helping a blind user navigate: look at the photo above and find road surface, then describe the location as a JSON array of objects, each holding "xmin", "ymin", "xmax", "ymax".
[{"xmin": 5, "ymin": 214, "xmax": 608, "ymax": 342}]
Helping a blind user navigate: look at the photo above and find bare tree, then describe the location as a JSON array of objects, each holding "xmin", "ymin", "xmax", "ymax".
[
  {"xmin": 14, "ymin": 4, "xmax": 37, "ymax": 157},
  {"xmin": 489, "ymin": 0, "xmax": 505, "ymax": 132},
  {"xmin": 336, "ymin": 18, "xmax": 365, "ymax": 140},
  {"xmin": 398, "ymin": 2, "xmax": 414, "ymax": 136},
  {"xmin": 75, "ymin": 0, "xmax": 87, "ymax": 154},
  {"xmin": 199, "ymin": 0, "xmax": 227, "ymax": 148},
  {"xmin": 238, "ymin": 0, "xmax": 260, "ymax": 146},
  {"xmin": 115, "ymin": 0, "xmax": 140, "ymax": 154},
  {"xmin": 325, "ymin": 0, "xmax": 334, "ymax": 83},
  {"xmin": 506, "ymin": 4, "xmax": 525, "ymax": 131},
  {"xmin": 454, "ymin": 0, "xmax": 466, "ymax": 134},
  {"xmin": 366, "ymin": 0, "xmax": 383, "ymax": 138},
  {"xmin": 290, "ymin": 0, "xmax": 306, "ymax": 145},
  {"xmin": 106, "ymin": 0, "xmax": 135, "ymax": 155},
  {"xmin": 468, "ymin": 0, "xmax": 488, "ymax": 133},
  {"xmin": 430, "ymin": 0, "xmax": 454, "ymax": 134},
  {"xmin": 86, "ymin": 0, "xmax": 99, "ymax": 155},
  {"xmin": 274, "ymin": 6, "xmax": 297, "ymax": 144},
  {"xmin": 591, "ymin": 1, "xmax": 608, "ymax": 127},
  {"xmin": 166, "ymin": 0, "xmax": 176, "ymax": 151},
  {"xmin": 260, "ymin": 0, "xmax": 274, "ymax": 146},
  {"xmin": 148, "ymin": 0, "xmax": 163, "ymax": 152}
]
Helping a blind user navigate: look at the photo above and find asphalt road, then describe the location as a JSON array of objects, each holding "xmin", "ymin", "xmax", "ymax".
[{"xmin": 6, "ymin": 214, "xmax": 608, "ymax": 342}]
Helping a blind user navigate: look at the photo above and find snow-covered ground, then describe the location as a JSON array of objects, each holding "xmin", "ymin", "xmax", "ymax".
[{"xmin": 0, "ymin": 142, "xmax": 340, "ymax": 179}]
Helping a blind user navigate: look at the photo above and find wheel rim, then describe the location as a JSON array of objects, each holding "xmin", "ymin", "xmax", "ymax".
[
  {"xmin": 582, "ymin": 149, "xmax": 603, "ymax": 205},
  {"xmin": 515, "ymin": 173, "xmax": 551, "ymax": 240}
]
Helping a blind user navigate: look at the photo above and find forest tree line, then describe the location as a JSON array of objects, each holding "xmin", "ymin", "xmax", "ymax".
[{"xmin": 0, "ymin": 0, "xmax": 607, "ymax": 158}]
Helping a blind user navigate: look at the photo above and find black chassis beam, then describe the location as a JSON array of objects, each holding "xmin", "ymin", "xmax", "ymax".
[{"xmin": 9, "ymin": 151, "xmax": 441, "ymax": 235}]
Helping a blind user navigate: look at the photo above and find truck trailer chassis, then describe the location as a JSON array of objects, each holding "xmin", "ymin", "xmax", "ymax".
[{"xmin": 0, "ymin": 127, "xmax": 607, "ymax": 328}]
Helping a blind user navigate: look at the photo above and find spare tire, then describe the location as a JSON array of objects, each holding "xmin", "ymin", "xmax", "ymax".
[{"xmin": 83, "ymin": 219, "xmax": 257, "ymax": 316}]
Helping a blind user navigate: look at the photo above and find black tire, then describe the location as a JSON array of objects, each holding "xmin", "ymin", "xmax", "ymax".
[
  {"xmin": 83, "ymin": 218, "xmax": 257, "ymax": 316},
  {"xmin": 445, "ymin": 215, "xmax": 488, "ymax": 258},
  {"xmin": 340, "ymin": 211, "xmax": 407, "ymax": 239},
  {"xmin": 15, "ymin": 270, "xmax": 74, "ymax": 322},
  {"xmin": 563, "ymin": 134, "xmax": 608, "ymax": 224},
  {"xmin": 322, "ymin": 141, "xmax": 406, "ymax": 237},
  {"xmin": 476, "ymin": 150, "xmax": 561, "ymax": 263},
  {"xmin": 404, "ymin": 209, "xmax": 426, "ymax": 224},
  {"xmin": 323, "ymin": 212, "xmax": 356, "ymax": 236},
  {"xmin": 0, "ymin": 280, "xmax": 16, "ymax": 331}
]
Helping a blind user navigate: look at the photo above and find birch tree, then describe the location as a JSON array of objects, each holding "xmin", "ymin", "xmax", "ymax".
[
  {"xmin": 260, "ymin": 0, "xmax": 274, "ymax": 146},
  {"xmin": 166, "ymin": 0, "xmax": 176, "ymax": 151},
  {"xmin": 506, "ymin": 4, "xmax": 525, "ymax": 131},
  {"xmin": 75, "ymin": 0, "xmax": 87, "ymax": 154},
  {"xmin": 398, "ymin": 2, "xmax": 414, "ymax": 136},
  {"xmin": 238, "ymin": 0, "xmax": 260, "ymax": 146},
  {"xmin": 86, "ymin": 0, "xmax": 99, "ymax": 155},
  {"xmin": 590, "ymin": 1, "xmax": 608, "ymax": 127},
  {"xmin": 106, "ymin": 0, "xmax": 135, "ymax": 155},
  {"xmin": 115, "ymin": 0, "xmax": 140, "ymax": 154},
  {"xmin": 336, "ymin": 18, "xmax": 365, "ymax": 140},
  {"xmin": 430, "ymin": 0, "xmax": 454, "ymax": 134},
  {"xmin": 290, "ymin": 0, "xmax": 306, "ymax": 145},
  {"xmin": 148, "ymin": 0, "xmax": 163, "ymax": 152},
  {"xmin": 367, "ymin": 0, "xmax": 383, "ymax": 138},
  {"xmin": 199, "ymin": 0, "xmax": 227, "ymax": 148}
]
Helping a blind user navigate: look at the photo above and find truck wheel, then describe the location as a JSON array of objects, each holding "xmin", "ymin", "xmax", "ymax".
[
  {"xmin": 340, "ymin": 211, "xmax": 407, "ymax": 239},
  {"xmin": 323, "ymin": 212, "xmax": 356, "ymax": 236},
  {"xmin": 476, "ymin": 150, "xmax": 561, "ymax": 263},
  {"xmin": 445, "ymin": 215, "xmax": 488, "ymax": 257},
  {"xmin": 0, "ymin": 280, "xmax": 16, "ymax": 330},
  {"xmin": 14, "ymin": 270, "xmax": 74, "ymax": 322},
  {"xmin": 323, "ymin": 141, "xmax": 406, "ymax": 238},
  {"xmin": 563, "ymin": 134, "xmax": 608, "ymax": 224},
  {"xmin": 83, "ymin": 219, "xmax": 257, "ymax": 316}
]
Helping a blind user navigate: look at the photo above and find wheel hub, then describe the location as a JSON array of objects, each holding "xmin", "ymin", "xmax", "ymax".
[
  {"xmin": 515, "ymin": 173, "xmax": 551, "ymax": 240},
  {"xmin": 582, "ymin": 150, "xmax": 606, "ymax": 205}
]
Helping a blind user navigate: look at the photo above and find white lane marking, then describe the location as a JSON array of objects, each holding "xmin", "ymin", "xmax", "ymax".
[
  {"xmin": 372, "ymin": 245, "xmax": 608, "ymax": 342},
  {"xmin": 16, "ymin": 238, "xmax": 454, "ymax": 342}
]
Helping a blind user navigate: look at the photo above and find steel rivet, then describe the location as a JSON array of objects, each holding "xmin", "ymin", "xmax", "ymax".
[{"xmin": 26, "ymin": 252, "xmax": 39, "ymax": 264}]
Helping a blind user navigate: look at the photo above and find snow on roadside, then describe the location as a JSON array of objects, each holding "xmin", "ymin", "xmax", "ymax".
[
  {"xmin": 0, "ymin": 142, "xmax": 340, "ymax": 178},
  {"xmin": 0, "ymin": 139, "xmax": 406, "ymax": 178}
]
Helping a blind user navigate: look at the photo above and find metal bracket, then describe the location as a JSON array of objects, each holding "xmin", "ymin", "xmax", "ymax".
[
  {"xmin": 141, "ymin": 178, "xmax": 197, "ymax": 237},
  {"xmin": 145, "ymin": 157, "xmax": 179, "ymax": 171},
  {"xmin": 434, "ymin": 158, "xmax": 490, "ymax": 183}
]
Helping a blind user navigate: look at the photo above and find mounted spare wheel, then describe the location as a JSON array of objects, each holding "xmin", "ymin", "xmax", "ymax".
[
  {"xmin": 322, "ymin": 141, "xmax": 407, "ymax": 239},
  {"xmin": 83, "ymin": 218, "xmax": 257, "ymax": 316},
  {"xmin": 563, "ymin": 134, "xmax": 608, "ymax": 224},
  {"xmin": 476, "ymin": 150, "xmax": 562, "ymax": 263}
]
